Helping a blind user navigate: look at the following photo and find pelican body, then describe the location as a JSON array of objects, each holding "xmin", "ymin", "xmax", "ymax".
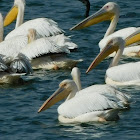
[
  {"xmin": 70, "ymin": 2, "xmax": 140, "ymax": 57},
  {"xmin": 38, "ymin": 67, "xmax": 130, "ymax": 123}
]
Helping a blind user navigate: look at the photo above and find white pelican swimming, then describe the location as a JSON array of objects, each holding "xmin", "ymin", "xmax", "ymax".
[
  {"xmin": 0, "ymin": 53, "xmax": 32, "ymax": 84},
  {"xmin": 0, "ymin": 12, "xmax": 81, "ymax": 70},
  {"xmin": 4, "ymin": 0, "xmax": 78, "ymax": 51},
  {"xmin": 70, "ymin": 2, "xmax": 140, "ymax": 57},
  {"xmin": 86, "ymin": 31, "xmax": 140, "ymax": 86},
  {"xmin": 38, "ymin": 67, "xmax": 130, "ymax": 123}
]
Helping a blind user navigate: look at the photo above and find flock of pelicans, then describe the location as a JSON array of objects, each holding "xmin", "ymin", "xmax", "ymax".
[{"xmin": 1, "ymin": 0, "xmax": 140, "ymax": 123}]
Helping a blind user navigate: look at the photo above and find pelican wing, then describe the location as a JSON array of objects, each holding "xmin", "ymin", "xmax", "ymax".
[
  {"xmin": 0, "ymin": 55, "xmax": 8, "ymax": 71},
  {"xmin": 0, "ymin": 55, "xmax": 5, "ymax": 63},
  {"xmin": 0, "ymin": 35, "xmax": 28, "ymax": 57},
  {"xmin": 10, "ymin": 53, "xmax": 33, "ymax": 74},
  {"xmin": 47, "ymin": 34, "xmax": 78, "ymax": 50},
  {"xmin": 0, "ymin": 62, "xmax": 8, "ymax": 72},
  {"xmin": 5, "ymin": 18, "xmax": 64, "ymax": 40},
  {"xmin": 20, "ymin": 38, "xmax": 70, "ymax": 60},
  {"xmin": 58, "ymin": 85, "xmax": 125, "ymax": 118},
  {"xmin": 99, "ymin": 27, "xmax": 138, "ymax": 50},
  {"xmin": 80, "ymin": 84, "xmax": 130, "ymax": 103},
  {"xmin": 107, "ymin": 62, "xmax": 140, "ymax": 82}
]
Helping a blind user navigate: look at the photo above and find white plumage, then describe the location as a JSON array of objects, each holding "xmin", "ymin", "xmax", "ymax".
[
  {"xmin": 58, "ymin": 84, "xmax": 129, "ymax": 119},
  {"xmin": 106, "ymin": 62, "xmax": 140, "ymax": 85},
  {"xmin": 0, "ymin": 35, "xmax": 28, "ymax": 58},
  {"xmin": 4, "ymin": 0, "xmax": 78, "ymax": 50},
  {"xmin": 2, "ymin": 0, "xmax": 79, "ymax": 70},
  {"xmin": 47, "ymin": 34, "xmax": 78, "ymax": 50},
  {"xmin": 0, "ymin": 13, "xmax": 34, "ymax": 59},
  {"xmin": 99, "ymin": 27, "xmax": 138, "ymax": 50},
  {"xmin": 105, "ymin": 37, "xmax": 140, "ymax": 85},
  {"xmin": 71, "ymin": 2, "xmax": 140, "ymax": 56},
  {"xmin": 86, "ymin": 36, "xmax": 140, "ymax": 86},
  {"xmin": 38, "ymin": 67, "xmax": 130, "ymax": 123},
  {"xmin": 99, "ymin": 27, "xmax": 140, "ymax": 57},
  {"xmin": 123, "ymin": 45, "xmax": 140, "ymax": 57},
  {"xmin": 20, "ymin": 37, "xmax": 70, "ymax": 60},
  {"xmin": 0, "ymin": 25, "xmax": 75, "ymax": 70},
  {"xmin": 5, "ymin": 18, "xmax": 64, "ymax": 40},
  {"xmin": 18, "ymin": 37, "xmax": 81, "ymax": 70},
  {"xmin": 0, "ymin": 13, "xmax": 32, "ymax": 74}
]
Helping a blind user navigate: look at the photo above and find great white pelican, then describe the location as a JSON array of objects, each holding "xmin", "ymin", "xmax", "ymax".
[
  {"xmin": 86, "ymin": 31, "xmax": 140, "ymax": 86},
  {"xmin": 70, "ymin": 2, "xmax": 140, "ymax": 57},
  {"xmin": 38, "ymin": 67, "xmax": 130, "ymax": 123},
  {"xmin": 4, "ymin": 0, "xmax": 78, "ymax": 51}
]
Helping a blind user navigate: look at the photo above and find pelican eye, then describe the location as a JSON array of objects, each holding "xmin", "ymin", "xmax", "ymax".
[
  {"xmin": 62, "ymin": 83, "xmax": 67, "ymax": 87},
  {"xmin": 105, "ymin": 5, "xmax": 109, "ymax": 10},
  {"xmin": 107, "ymin": 40, "xmax": 113, "ymax": 46}
]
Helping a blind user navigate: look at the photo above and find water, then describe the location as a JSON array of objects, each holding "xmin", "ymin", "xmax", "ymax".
[{"xmin": 0, "ymin": 0, "xmax": 140, "ymax": 139}]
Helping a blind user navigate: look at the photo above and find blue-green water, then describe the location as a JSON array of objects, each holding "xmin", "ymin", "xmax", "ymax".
[{"xmin": 0, "ymin": 0, "xmax": 140, "ymax": 139}]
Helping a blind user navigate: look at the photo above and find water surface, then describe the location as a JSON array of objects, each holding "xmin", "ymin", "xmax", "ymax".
[{"xmin": 0, "ymin": 0, "xmax": 140, "ymax": 139}]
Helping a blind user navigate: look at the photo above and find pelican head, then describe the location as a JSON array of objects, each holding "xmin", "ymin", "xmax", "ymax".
[
  {"xmin": 71, "ymin": 67, "xmax": 82, "ymax": 90},
  {"xmin": 14, "ymin": 0, "xmax": 25, "ymax": 6},
  {"xmin": 4, "ymin": 0, "xmax": 25, "ymax": 27},
  {"xmin": 38, "ymin": 80, "xmax": 78, "ymax": 113},
  {"xmin": 86, "ymin": 37, "xmax": 124, "ymax": 73},
  {"xmin": 71, "ymin": 67, "xmax": 81, "ymax": 81},
  {"xmin": 27, "ymin": 28, "xmax": 36, "ymax": 43},
  {"xmin": 70, "ymin": 2, "xmax": 120, "ymax": 30}
]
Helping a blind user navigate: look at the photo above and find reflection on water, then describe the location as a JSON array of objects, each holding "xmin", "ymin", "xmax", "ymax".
[{"xmin": 57, "ymin": 121, "xmax": 120, "ymax": 139}]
